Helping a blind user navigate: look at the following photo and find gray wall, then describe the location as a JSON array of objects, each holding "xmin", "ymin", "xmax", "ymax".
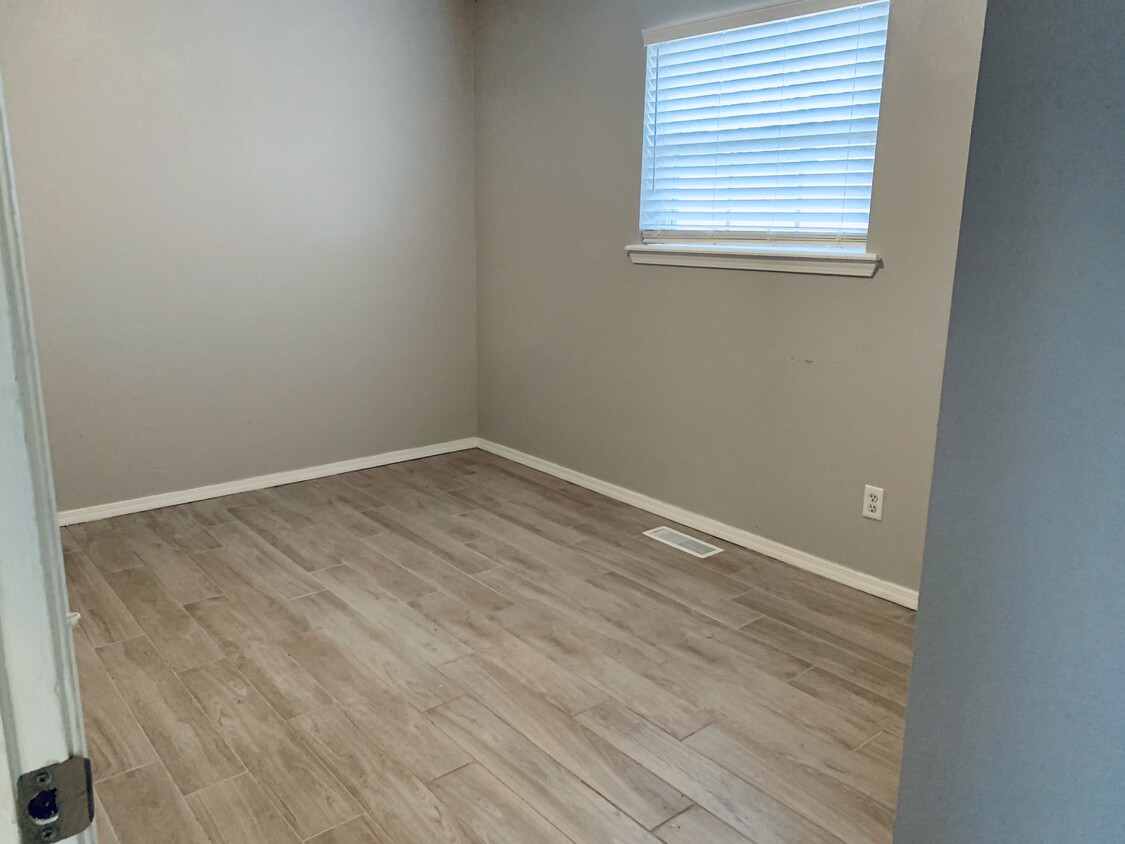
[
  {"xmin": 473, "ymin": 0, "xmax": 987, "ymax": 590},
  {"xmin": 0, "ymin": 0, "xmax": 477, "ymax": 510},
  {"xmin": 895, "ymin": 0, "xmax": 1125, "ymax": 840}
]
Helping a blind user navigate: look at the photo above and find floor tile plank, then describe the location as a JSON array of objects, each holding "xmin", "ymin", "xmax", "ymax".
[
  {"xmin": 592, "ymin": 573, "xmax": 808, "ymax": 679},
  {"xmin": 492, "ymin": 603, "xmax": 711, "ymax": 739},
  {"xmin": 73, "ymin": 629, "xmax": 157, "ymax": 782},
  {"xmin": 314, "ymin": 563, "xmax": 471, "ymax": 666},
  {"xmin": 142, "ymin": 506, "xmax": 223, "ymax": 555},
  {"xmin": 363, "ymin": 507, "xmax": 497, "ymax": 575},
  {"xmin": 458, "ymin": 470, "xmax": 590, "ymax": 526},
  {"xmin": 335, "ymin": 541, "xmax": 437, "ymax": 602},
  {"xmin": 230, "ymin": 510, "xmax": 340, "ymax": 572},
  {"xmin": 305, "ymin": 816, "xmax": 387, "ymax": 844},
  {"xmin": 76, "ymin": 530, "xmax": 144, "ymax": 574},
  {"xmin": 59, "ymin": 526, "xmax": 82, "ymax": 554},
  {"xmin": 685, "ymin": 703, "xmax": 901, "ymax": 809},
  {"xmin": 641, "ymin": 650, "xmax": 880, "ymax": 751},
  {"xmin": 283, "ymin": 630, "xmax": 400, "ymax": 706},
  {"xmin": 180, "ymin": 660, "xmax": 360, "ymax": 838},
  {"xmin": 284, "ymin": 632, "xmax": 472, "ymax": 781},
  {"xmin": 206, "ymin": 522, "xmax": 324, "ymax": 599},
  {"xmin": 118, "ymin": 525, "xmax": 221, "ymax": 605},
  {"xmin": 431, "ymin": 696, "xmax": 660, "ymax": 844},
  {"xmin": 192, "ymin": 549, "xmax": 313, "ymax": 641},
  {"xmin": 93, "ymin": 794, "xmax": 123, "ymax": 844},
  {"xmin": 465, "ymin": 532, "xmax": 605, "ymax": 584},
  {"xmin": 65, "ymin": 550, "xmax": 143, "ymax": 647},
  {"xmin": 854, "ymin": 731, "xmax": 903, "ymax": 775},
  {"xmin": 686, "ymin": 722, "xmax": 894, "ymax": 843},
  {"xmin": 439, "ymin": 655, "xmax": 691, "ymax": 829},
  {"xmin": 578, "ymin": 700, "xmax": 843, "ymax": 844},
  {"xmin": 103, "ymin": 566, "xmax": 223, "ymax": 671},
  {"xmin": 654, "ymin": 806, "xmax": 753, "ymax": 844},
  {"xmin": 294, "ymin": 590, "xmax": 462, "ymax": 710},
  {"xmin": 739, "ymin": 616, "xmax": 909, "ymax": 704},
  {"xmin": 345, "ymin": 699, "xmax": 472, "ymax": 783},
  {"xmin": 452, "ymin": 487, "xmax": 588, "ymax": 546},
  {"xmin": 66, "ymin": 520, "xmax": 115, "ymax": 544},
  {"xmin": 97, "ymin": 763, "xmax": 210, "ymax": 844},
  {"xmin": 452, "ymin": 508, "xmax": 598, "ymax": 573},
  {"xmin": 230, "ymin": 498, "xmax": 313, "ymax": 532},
  {"xmin": 789, "ymin": 666, "xmax": 906, "ymax": 727},
  {"xmin": 430, "ymin": 763, "xmax": 575, "ymax": 844},
  {"xmin": 363, "ymin": 529, "xmax": 511, "ymax": 612},
  {"xmin": 577, "ymin": 538, "xmax": 758, "ymax": 627},
  {"xmin": 735, "ymin": 587, "xmax": 913, "ymax": 669},
  {"xmin": 185, "ymin": 772, "xmax": 302, "ymax": 844},
  {"xmin": 361, "ymin": 477, "xmax": 469, "ymax": 519},
  {"xmin": 273, "ymin": 487, "xmax": 386, "ymax": 541},
  {"xmin": 291, "ymin": 704, "xmax": 473, "ymax": 844},
  {"xmin": 410, "ymin": 590, "xmax": 608, "ymax": 715},
  {"xmin": 474, "ymin": 567, "xmax": 670, "ymax": 666},
  {"xmin": 97, "ymin": 637, "xmax": 244, "ymax": 795},
  {"xmin": 186, "ymin": 595, "xmax": 333, "ymax": 720}
]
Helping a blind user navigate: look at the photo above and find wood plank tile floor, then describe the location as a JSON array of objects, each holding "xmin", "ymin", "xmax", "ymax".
[{"xmin": 64, "ymin": 449, "xmax": 914, "ymax": 844}]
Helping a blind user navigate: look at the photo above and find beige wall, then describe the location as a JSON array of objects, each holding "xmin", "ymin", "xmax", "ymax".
[
  {"xmin": 1, "ymin": 0, "xmax": 985, "ymax": 591},
  {"xmin": 0, "ymin": 0, "xmax": 477, "ymax": 510},
  {"xmin": 474, "ymin": 0, "xmax": 987, "ymax": 590}
]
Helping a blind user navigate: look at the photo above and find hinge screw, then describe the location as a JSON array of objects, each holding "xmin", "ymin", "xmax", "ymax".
[{"xmin": 34, "ymin": 772, "xmax": 52, "ymax": 787}]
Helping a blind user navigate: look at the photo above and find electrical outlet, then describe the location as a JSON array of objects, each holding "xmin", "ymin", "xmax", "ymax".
[{"xmin": 863, "ymin": 485, "xmax": 884, "ymax": 520}]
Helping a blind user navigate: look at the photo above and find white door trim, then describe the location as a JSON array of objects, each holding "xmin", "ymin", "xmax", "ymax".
[{"xmin": 0, "ymin": 72, "xmax": 91, "ymax": 842}]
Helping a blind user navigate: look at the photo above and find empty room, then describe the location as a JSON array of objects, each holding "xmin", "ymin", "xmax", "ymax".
[{"xmin": 1, "ymin": 0, "xmax": 1121, "ymax": 842}]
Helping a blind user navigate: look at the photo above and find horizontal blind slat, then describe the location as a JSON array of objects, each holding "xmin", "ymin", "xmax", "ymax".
[
  {"xmin": 656, "ymin": 38, "xmax": 887, "ymax": 84},
  {"xmin": 649, "ymin": 121, "xmax": 881, "ymax": 150},
  {"xmin": 654, "ymin": 72, "xmax": 885, "ymax": 112},
  {"xmin": 653, "ymin": 96, "xmax": 883, "ymax": 128}
]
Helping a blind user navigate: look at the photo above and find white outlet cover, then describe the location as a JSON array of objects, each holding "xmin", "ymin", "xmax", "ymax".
[{"xmin": 864, "ymin": 485, "xmax": 884, "ymax": 520}]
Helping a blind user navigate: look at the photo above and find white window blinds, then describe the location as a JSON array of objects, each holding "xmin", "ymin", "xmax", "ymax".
[{"xmin": 640, "ymin": 0, "xmax": 890, "ymax": 244}]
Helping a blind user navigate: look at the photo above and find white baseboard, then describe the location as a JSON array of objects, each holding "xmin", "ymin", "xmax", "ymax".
[
  {"xmin": 59, "ymin": 433, "xmax": 919, "ymax": 610},
  {"xmin": 57, "ymin": 438, "xmax": 480, "ymax": 527},
  {"xmin": 476, "ymin": 439, "xmax": 919, "ymax": 610}
]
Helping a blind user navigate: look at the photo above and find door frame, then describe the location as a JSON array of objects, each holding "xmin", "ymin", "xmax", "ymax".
[{"xmin": 0, "ymin": 70, "xmax": 92, "ymax": 842}]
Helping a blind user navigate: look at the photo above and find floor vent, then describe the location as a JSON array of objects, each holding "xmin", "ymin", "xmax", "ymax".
[{"xmin": 643, "ymin": 526, "xmax": 724, "ymax": 558}]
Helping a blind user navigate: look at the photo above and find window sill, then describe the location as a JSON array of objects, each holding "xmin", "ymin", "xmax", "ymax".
[{"xmin": 625, "ymin": 242, "xmax": 882, "ymax": 278}]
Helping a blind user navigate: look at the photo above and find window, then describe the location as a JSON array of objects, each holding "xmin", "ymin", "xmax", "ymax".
[{"xmin": 629, "ymin": 0, "xmax": 890, "ymax": 276}]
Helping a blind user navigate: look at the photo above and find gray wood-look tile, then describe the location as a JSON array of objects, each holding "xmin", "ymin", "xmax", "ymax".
[{"xmin": 65, "ymin": 451, "xmax": 911, "ymax": 842}]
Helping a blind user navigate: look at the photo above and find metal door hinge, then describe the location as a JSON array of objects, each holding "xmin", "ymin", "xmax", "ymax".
[{"xmin": 17, "ymin": 757, "xmax": 93, "ymax": 843}]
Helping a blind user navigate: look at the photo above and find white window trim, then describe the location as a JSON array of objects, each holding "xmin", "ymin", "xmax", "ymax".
[
  {"xmin": 643, "ymin": 0, "xmax": 880, "ymax": 45},
  {"xmin": 625, "ymin": 242, "xmax": 881, "ymax": 277},
  {"xmin": 635, "ymin": 0, "xmax": 887, "ymax": 277}
]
